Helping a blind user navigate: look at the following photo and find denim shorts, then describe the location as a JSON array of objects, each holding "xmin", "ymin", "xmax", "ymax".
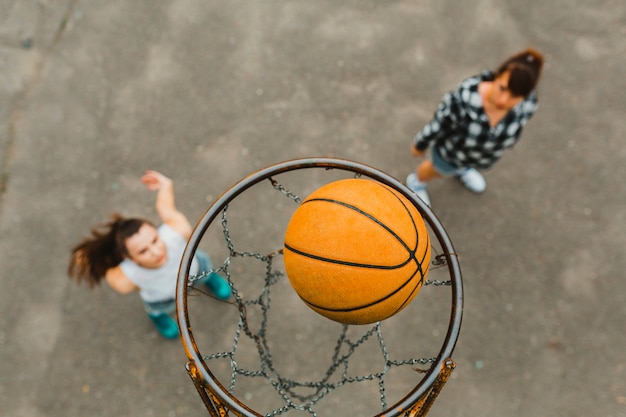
[
  {"xmin": 143, "ymin": 250, "xmax": 213, "ymax": 315},
  {"xmin": 431, "ymin": 147, "xmax": 460, "ymax": 177},
  {"xmin": 144, "ymin": 298, "xmax": 176, "ymax": 316}
]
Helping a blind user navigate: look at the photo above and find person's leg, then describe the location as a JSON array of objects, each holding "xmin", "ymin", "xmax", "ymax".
[
  {"xmin": 406, "ymin": 161, "xmax": 435, "ymax": 206},
  {"xmin": 406, "ymin": 153, "xmax": 448, "ymax": 207},
  {"xmin": 195, "ymin": 250, "xmax": 211, "ymax": 274},
  {"xmin": 144, "ymin": 299, "xmax": 179, "ymax": 339},
  {"xmin": 417, "ymin": 160, "xmax": 443, "ymax": 182},
  {"xmin": 195, "ymin": 250, "xmax": 231, "ymax": 300}
]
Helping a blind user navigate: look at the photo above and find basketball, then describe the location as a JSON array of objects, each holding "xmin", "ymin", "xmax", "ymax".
[{"xmin": 283, "ymin": 178, "xmax": 430, "ymax": 325}]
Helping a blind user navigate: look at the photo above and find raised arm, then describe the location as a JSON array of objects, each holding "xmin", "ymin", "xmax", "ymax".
[{"xmin": 141, "ymin": 170, "xmax": 193, "ymax": 239}]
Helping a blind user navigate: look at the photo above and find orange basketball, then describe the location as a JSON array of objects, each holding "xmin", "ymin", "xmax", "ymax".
[{"xmin": 283, "ymin": 178, "xmax": 430, "ymax": 325}]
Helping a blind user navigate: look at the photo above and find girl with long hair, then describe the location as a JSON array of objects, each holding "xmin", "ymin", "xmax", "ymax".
[{"xmin": 68, "ymin": 170, "xmax": 230, "ymax": 339}]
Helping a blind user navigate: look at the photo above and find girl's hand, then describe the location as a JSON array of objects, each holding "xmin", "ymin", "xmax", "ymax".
[
  {"xmin": 141, "ymin": 170, "xmax": 191, "ymax": 238},
  {"xmin": 411, "ymin": 145, "xmax": 425, "ymax": 158},
  {"xmin": 141, "ymin": 170, "xmax": 172, "ymax": 191}
]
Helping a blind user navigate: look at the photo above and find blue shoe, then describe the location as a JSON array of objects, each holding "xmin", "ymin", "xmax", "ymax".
[
  {"xmin": 148, "ymin": 313, "xmax": 179, "ymax": 339},
  {"xmin": 204, "ymin": 272, "xmax": 232, "ymax": 300}
]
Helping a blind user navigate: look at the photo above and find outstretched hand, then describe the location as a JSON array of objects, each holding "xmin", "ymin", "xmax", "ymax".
[
  {"xmin": 141, "ymin": 170, "xmax": 172, "ymax": 191},
  {"xmin": 411, "ymin": 145, "xmax": 425, "ymax": 158},
  {"xmin": 141, "ymin": 170, "xmax": 191, "ymax": 239}
]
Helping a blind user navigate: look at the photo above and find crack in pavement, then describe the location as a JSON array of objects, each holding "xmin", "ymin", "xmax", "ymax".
[{"xmin": 0, "ymin": 0, "xmax": 78, "ymax": 205}]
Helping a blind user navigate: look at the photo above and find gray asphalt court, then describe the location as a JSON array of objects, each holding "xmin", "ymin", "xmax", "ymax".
[{"xmin": 1, "ymin": 1, "xmax": 624, "ymax": 416}]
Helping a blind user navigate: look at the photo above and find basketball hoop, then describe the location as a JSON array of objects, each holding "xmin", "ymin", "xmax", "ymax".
[{"xmin": 177, "ymin": 158, "xmax": 463, "ymax": 416}]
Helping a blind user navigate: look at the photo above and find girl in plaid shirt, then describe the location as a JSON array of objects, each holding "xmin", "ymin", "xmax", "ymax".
[{"xmin": 407, "ymin": 48, "xmax": 544, "ymax": 206}]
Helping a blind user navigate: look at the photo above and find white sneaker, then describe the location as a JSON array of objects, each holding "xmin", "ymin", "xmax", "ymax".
[
  {"xmin": 457, "ymin": 168, "xmax": 486, "ymax": 193},
  {"xmin": 405, "ymin": 173, "xmax": 431, "ymax": 206}
]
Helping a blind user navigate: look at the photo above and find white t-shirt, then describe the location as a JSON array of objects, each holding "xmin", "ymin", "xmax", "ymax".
[{"xmin": 119, "ymin": 224, "xmax": 199, "ymax": 303}]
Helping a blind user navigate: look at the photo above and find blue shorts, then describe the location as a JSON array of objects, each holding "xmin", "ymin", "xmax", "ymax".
[{"xmin": 431, "ymin": 147, "xmax": 460, "ymax": 177}]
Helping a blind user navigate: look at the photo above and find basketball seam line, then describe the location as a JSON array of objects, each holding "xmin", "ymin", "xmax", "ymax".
[
  {"xmin": 302, "ymin": 196, "xmax": 419, "ymax": 257},
  {"xmin": 284, "ymin": 243, "xmax": 413, "ymax": 270},
  {"xmin": 301, "ymin": 264, "xmax": 429, "ymax": 313}
]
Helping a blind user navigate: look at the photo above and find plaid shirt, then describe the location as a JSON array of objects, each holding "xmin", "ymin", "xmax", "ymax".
[{"xmin": 413, "ymin": 70, "xmax": 538, "ymax": 170}]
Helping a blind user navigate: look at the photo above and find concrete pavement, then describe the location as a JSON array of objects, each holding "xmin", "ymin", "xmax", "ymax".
[{"xmin": 1, "ymin": 1, "xmax": 624, "ymax": 416}]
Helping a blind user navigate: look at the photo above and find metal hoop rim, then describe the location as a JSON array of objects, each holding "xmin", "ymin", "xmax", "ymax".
[{"xmin": 176, "ymin": 157, "xmax": 463, "ymax": 417}]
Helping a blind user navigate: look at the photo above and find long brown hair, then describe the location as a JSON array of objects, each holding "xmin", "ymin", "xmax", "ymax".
[
  {"xmin": 495, "ymin": 47, "xmax": 544, "ymax": 97},
  {"xmin": 68, "ymin": 214, "xmax": 153, "ymax": 287}
]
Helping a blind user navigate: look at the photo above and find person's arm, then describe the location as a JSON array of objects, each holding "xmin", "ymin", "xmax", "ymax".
[
  {"xmin": 412, "ymin": 90, "xmax": 461, "ymax": 153},
  {"xmin": 141, "ymin": 170, "xmax": 193, "ymax": 239},
  {"xmin": 105, "ymin": 266, "xmax": 140, "ymax": 294}
]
